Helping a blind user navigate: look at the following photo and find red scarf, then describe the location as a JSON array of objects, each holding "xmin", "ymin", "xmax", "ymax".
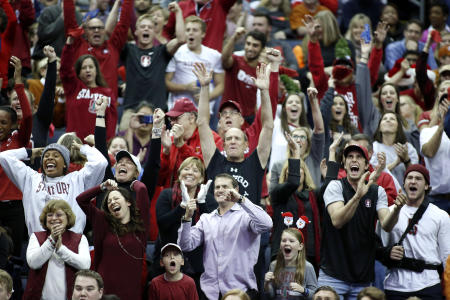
[{"xmin": 294, "ymin": 191, "xmax": 321, "ymax": 266}]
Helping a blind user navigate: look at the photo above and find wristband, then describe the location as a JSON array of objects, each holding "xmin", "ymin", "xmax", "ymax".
[
  {"xmin": 152, "ymin": 127, "xmax": 162, "ymax": 136},
  {"xmin": 48, "ymin": 236, "xmax": 56, "ymax": 247},
  {"xmin": 302, "ymin": 288, "xmax": 309, "ymax": 297},
  {"xmin": 237, "ymin": 195, "xmax": 244, "ymax": 204},
  {"xmin": 403, "ymin": 158, "xmax": 411, "ymax": 164},
  {"xmin": 181, "ymin": 216, "xmax": 192, "ymax": 223},
  {"xmin": 96, "ymin": 115, "xmax": 105, "ymax": 119}
]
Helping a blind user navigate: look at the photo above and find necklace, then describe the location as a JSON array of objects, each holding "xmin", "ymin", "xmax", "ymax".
[{"xmin": 115, "ymin": 233, "xmax": 146, "ymax": 260}]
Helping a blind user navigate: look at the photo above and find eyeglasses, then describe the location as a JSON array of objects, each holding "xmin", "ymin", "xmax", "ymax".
[
  {"xmin": 220, "ymin": 110, "xmax": 240, "ymax": 117},
  {"xmin": 87, "ymin": 26, "xmax": 105, "ymax": 31},
  {"xmin": 292, "ymin": 135, "xmax": 307, "ymax": 141}
]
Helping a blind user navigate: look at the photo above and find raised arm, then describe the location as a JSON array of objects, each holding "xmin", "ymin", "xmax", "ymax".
[
  {"xmin": 166, "ymin": 2, "xmax": 186, "ymax": 55},
  {"xmin": 357, "ymin": 40, "xmax": 380, "ymax": 137},
  {"xmin": 222, "ymin": 27, "xmax": 245, "ymax": 69},
  {"xmin": 367, "ymin": 21, "xmax": 388, "ymax": 86},
  {"xmin": 60, "ymin": 37, "xmax": 79, "ymax": 96},
  {"xmin": 194, "ymin": 63, "xmax": 217, "ymax": 167},
  {"xmin": 63, "ymin": 0, "xmax": 79, "ymax": 34},
  {"xmin": 109, "ymin": 0, "xmax": 133, "ymax": 50},
  {"xmin": 417, "ymin": 30, "xmax": 437, "ymax": 111},
  {"xmin": 10, "ymin": 56, "xmax": 33, "ymax": 147},
  {"xmin": 255, "ymin": 63, "xmax": 274, "ymax": 169},
  {"xmin": 307, "ymin": 87, "xmax": 324, "ymax": 134},
  {"xmin": 93, "ymin": 95, "xmax": 115, "ymax": 183},
  {"xmin": 421, "ymin": 100, "xmax": 448, "ymax": 158},
  {"xmin": 305, "ymin": 15, "xmax": 328, "ymax": 99},
  {"xmin": 141, "ymin": 109, "xmax": 164, "ymax": 200},
  {"xmin": 34, "ymin": 46, "xmax": 58, "ymax": 148},
  {"xmin": 104, "ymin": 0, "xmax": 120, "ymax": 36}
]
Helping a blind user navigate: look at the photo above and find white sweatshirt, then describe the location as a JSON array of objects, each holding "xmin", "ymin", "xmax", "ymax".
[{"xmin": 0, "ymin": 145, "xmax": 108, "ymax": 235}]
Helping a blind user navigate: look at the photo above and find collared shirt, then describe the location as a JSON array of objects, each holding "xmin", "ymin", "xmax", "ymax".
[{"xmin": 178, "ymin": 199, "xmax": 273, "ymax": 300}]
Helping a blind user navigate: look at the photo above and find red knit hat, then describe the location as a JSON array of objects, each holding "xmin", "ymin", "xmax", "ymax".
[{"xmin": 404, "ymin": 164, "xmax": 430, "ymax": 185}]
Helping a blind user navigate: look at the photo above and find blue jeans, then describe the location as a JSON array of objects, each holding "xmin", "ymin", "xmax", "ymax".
[{"xmin": 318, "ymin": 269, "xmax": 372, "ymax": 300}]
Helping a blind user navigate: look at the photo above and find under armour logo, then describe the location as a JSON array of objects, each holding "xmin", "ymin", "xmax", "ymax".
[{"xmin": 230, "ymin": 168, "xmax": 238, "ymax": 173}]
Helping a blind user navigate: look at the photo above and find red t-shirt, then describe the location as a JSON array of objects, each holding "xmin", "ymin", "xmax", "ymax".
[
  {"xmin": 148, "ymin": 274, "xmax": 198, "ymax": 300},
  {"xmin": 60, "ymin": 45, "xmax": 117, "ymax": 141},
  {"xmin": 222, "ymin": 55, "xmax": 258, "ymax": 118}
]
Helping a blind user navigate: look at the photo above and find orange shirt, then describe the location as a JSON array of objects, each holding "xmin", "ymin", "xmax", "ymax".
[{"xmin": 289, "ymin": 4, "xmax": 329, "ymax": 30}]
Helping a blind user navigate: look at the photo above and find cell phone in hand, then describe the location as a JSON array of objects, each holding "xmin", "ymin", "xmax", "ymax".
[
  {"xmin": 361, "ymin": 24, "xmax": 371, "ymax": 44},
  {"xmin": 139, "ymin": 115, "xmax": 153, "ymax": 124}
]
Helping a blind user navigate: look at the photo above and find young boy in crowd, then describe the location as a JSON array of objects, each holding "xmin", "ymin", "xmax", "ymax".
[{"xmin": 148, "ymin": 243, "xmax": 198, "ymax": 300}]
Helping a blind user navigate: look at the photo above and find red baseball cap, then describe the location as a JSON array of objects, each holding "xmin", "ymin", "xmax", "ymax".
[
  {"xmin": 343, "ymin": 144, "xmax": 370, "ymax": 162},
  {"xmin": 166, "ymin": 97, "xmax": 197, "ymax": 118},
  {"xmin": 219, "ymin": 100, "xmax": 242, "ymax": 114}
]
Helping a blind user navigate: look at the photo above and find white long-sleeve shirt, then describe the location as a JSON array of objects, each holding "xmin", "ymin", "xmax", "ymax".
[
  {"xmin": 0, "ymin": 145, "xmax": 108, "ymax": 235},
  {"xmin": 27, "ymin": 233, "xmax": 91, "ymax": 299}
]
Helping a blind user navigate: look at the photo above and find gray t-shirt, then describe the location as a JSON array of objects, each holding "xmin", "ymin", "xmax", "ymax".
[{"xmin": 265, "ymin": 260, "xmax": 317, "ymax": 299}]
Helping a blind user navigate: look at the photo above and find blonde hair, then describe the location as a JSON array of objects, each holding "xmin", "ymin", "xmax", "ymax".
[
  {"xmin": 136, "ymin": 13, "xmax": 154, "ymax": 27},
  {"xmin": 279, "ymin": 159, "xmax": 316, "ymax": 190},
  {"xmin": 177, "ymin": 157, "xmax": 205, "ymax": 183},
  {"xmin": 399, "ymin": 95, "xmax": 423, "ymax": 125},
  {"xmin": 315, "ymin": 10, "xmax": 341, "ymax": 47},
  {"xmin": 185, "ymin": 15, "xmax": 206, "ymax": 33},
  {"xmin": 39, "ymin": 199, "xmax": 76, "ymax": 230},
  {"xmin": 273, "ymin": 228, "xmax": 306, "ymax": 286},
  {"xmin": 57, "ymin": 132, "xmax": 87, "ymax": 166},
  {"xmin": 222, "ymin": 289, "xmax": 250, "ymax": 300},
  {"xmin": 0, "ymin": 270, "xmax": 12, "ymax": 294},
  {"xmin": 345, "ymin": 13, "xmax": 372, "ymax": 44}
]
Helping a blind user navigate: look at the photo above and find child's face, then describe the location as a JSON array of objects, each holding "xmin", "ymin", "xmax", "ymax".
[
  {"xmin": 0, "ymin": 283, "xmax": 11, "ymax": 300},
  {"xmin": 280, "ymin": 231, "xmax": 303, "ymax": 262},
  {"xmin": 160, "ymin": 250, "xmax": 184, "ymax": 275}
]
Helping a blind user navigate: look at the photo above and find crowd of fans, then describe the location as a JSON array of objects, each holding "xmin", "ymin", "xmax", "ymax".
[{"xmin": 0, "ymin": 0, "xmax": 449, "ymax": 299}]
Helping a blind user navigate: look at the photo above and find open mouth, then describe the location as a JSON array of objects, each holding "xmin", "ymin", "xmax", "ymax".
[
  {"xmin": 283, "ymin": 248, "xmax": 292, "ymax": 255},
  {"xmin": 46, "ymin": 163, "xmax": 56, "ymax": 171},
  {"xmin": 188, "ymin": 37, "xmax": 195, "ymax": 42},
  {"xmin": 335, "ymin": 110, "xmax": 342, "ymax": 115},
  {"xmin": 142, "ymin": 33, "xmax": 149, "ymax": 39},
  {"xmin": 409, "ymin": 186, "xmax": 417, "ymax": 192},
  {"xmin": 350, "ymin": 165, "xmax": 359, "ymax": 175},
  {"xmin": 170, "ymin": 261, "xmax": 176, "ymax": 267},
  {"xmin": 118, "ymin": 168, "xmax": 127, "ymax": 175},
  {"xmin": 112, "ymin": 205, "xmax": 121, "ymax": 212}
]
